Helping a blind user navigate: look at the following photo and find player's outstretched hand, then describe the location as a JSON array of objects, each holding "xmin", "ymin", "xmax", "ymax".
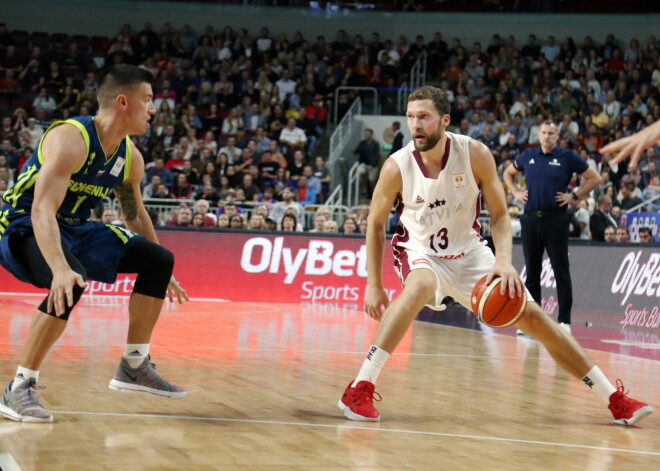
[
  {"xmin": 600, "ymin": 119, "xmax": 660, "ymax": 169},
  {"xmin": 364, "ymin": 285, "xmax": 390, "ymax": 321},
  {"xmin": 167, "ymin": 276, "xmax": 189, "ymax": 304},
  {"xmin": 48, "ymin": 269, "xmax": 88, "ymax": 317},
  {"xmin": 486, "ymin": 259, "xmax": 523, "ymax": 299}
]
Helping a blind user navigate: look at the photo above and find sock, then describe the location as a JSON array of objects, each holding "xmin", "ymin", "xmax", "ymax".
[
  {"xmin": 353, "ymin": 345, "xmax": 390, "ymax": 387},
  {"xmin": 123, "ymin": 344, "xmax": 150, "ymax": 369},
  {"xmin": 12, "ymin": 366, "xmax": 39, "ymax": 391},
  {"xmin": 581, "ymin": 365, "xmax": 617, "ymax": 404}
]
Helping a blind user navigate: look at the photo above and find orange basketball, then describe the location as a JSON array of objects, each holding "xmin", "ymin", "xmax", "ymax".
[{"xmin": 470, "ymin": 275, "xmax": 526, "ymax": 328}]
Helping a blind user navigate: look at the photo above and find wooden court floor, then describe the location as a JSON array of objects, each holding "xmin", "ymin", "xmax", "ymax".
[{"xmin": 0, "ymin": 294, "xmax": 658, "ymax": 471}]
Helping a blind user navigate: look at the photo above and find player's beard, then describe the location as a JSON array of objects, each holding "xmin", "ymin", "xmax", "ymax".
[{"xmin": 413, "ymin": 127, "xmax": 442, "ymax": 152}]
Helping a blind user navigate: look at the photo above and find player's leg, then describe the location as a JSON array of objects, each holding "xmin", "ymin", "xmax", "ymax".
[
  {"xmin": 515, "ymin": 302, "xmax": 652, "ymax": 425},
  {"xmin": 106, "ymin": 237, "xmax": 186, "ymax": 398},
  {"xmin": 372, "ymin": 269, "xmax": 437, "ymax": 352},
  {"xmin": 339, "ymin": 268, "xmax": 437, "ymax": 421},
  {"xmin": 452, "ymin": 244, "xmax": 652, "ymax": 426},
  {"xmin": 541, "ymin": 213, "xmax": 572, "ymax": 329},
  {"xmin": 1, "ymin": 235, "xmax": 87, "ymax": 423}
]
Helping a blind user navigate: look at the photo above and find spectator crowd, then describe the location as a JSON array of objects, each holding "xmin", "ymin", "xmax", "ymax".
[{"xmin": 0, "ymin": 19, "xmax": 658, "ymax": 241}]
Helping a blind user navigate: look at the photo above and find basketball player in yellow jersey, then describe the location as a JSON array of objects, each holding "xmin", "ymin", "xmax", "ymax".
[
  {"xmin": 338, "ymin": 86, "xmax": 652, "ymax": 426},
  {"xmin": 0, "ymin": 65, "xmax": 189, "ymax": 423}
]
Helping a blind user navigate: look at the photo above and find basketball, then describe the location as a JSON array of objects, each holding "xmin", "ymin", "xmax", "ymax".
[{"xmin": 471, "ymin": 275, "xmax": 527, "ymax": 328}]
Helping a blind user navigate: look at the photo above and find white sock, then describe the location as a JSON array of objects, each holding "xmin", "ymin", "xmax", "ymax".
[
  {"xmin": 353, "ymin": 345, "xmax": 390, "ymax": 387},
  {"xmin": 123, "ymin": 344, "xmax": 150, "ymax": 368},
  {"xmin": 12, "ymin": 366, "xmax": 39, "ymax": 390},
  {"xmin": 581, "ymin": 366, "xmax": 617, "ymax": 404}
]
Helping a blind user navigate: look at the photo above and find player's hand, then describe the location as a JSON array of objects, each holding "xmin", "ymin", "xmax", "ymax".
[
  {"xmin": 364, "ymin": 284, "xmax": 390, "ymax": 321},
  {"xmin": 600, "ymin": 120, "xmax": 660, "ymax": 169},
  {"xmin": 167, "ymin": 276, "xmax": 189, "ymax": 304},
  {"xmin": 48, "ymin": 269, "xmax": 88, "ymax": 317},
  {"xmin": 512, "ymin": 189, "xmax": 528, "ymax": 204},
  {"xmin": 554, "ymin": 191, "xmax": 573, "ymax": 207},
  {"xmin": 486, "ymin": 260, "xmax": 523, "ymax": 299}
]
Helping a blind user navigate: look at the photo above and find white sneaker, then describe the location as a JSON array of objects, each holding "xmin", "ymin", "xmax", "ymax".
[{"xmin": 559, "ymin": 323, "xmax": 571, "ymax": 334}]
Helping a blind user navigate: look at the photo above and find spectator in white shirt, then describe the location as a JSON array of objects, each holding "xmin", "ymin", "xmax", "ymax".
[
  {"xmin": 603, "ymin": 91, "xmax": 622, "ymax": 121},
  {"xmin": 275, "ymin": 69, "xmax": 297, "ymax": 102},
  {"xmin": 256, "ymin": 27, "xmax": 273, "ymax": 53},
  {"xmin": 32, "ymin": 88, "xmax": 57, "ymax": 116},
  {"xmin": 218, "ymin": 136, "xmax": 242, "ymax": 164},
  {"xmin": 24, "ymin": 117, "xmax": 44, "ymax": 149},
  {"xmin": 279, "ymin": 118, "xmax": 307, "ymax": 153}
]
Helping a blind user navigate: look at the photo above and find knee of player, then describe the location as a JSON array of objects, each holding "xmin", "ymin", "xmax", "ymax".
[
  {"xmin": 150, "ymin": 246, "xmax": 174, "ymax": 275},
  {"xmin": 518, "ymin": 303, "xmax": 547, "ymax": 328},
  {"xmin": 403, "ymin": 273, "xmax": 436, "ymax": 299}
]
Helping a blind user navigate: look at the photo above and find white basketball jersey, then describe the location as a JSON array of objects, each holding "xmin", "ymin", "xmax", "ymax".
[{"xmin": 391, "ymin": 132, "xmax": 484, "ymax": 259}]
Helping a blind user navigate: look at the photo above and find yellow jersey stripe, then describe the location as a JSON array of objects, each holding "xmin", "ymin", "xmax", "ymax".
[
  {"xmin": 106, "ymin": 224, "xmax": 128, "ymax": 244},
  {"xmin": 38, "ymin": 119, "xmax": 91, "ymax": 173},
  {"xmin": 3, "ymin": 165, "xmax": 39, "ymax": 207},
  {"xmin": 0, "ymin": 210, "xmax": 9, "ymax": 237},
  {"xmin": 123, "ymin": 136, "xmax": 132, "ymax": 182}
]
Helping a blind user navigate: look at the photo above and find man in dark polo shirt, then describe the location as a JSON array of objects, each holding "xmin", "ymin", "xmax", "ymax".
[{"xmin": 504, "ymin": 120, "xmax": 601, "ymax": 333}]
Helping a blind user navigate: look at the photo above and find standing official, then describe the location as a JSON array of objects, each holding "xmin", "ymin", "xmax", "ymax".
[
  {"xmin": 354, "ymin": 128, "xmax": 381, "ymax": 197},
  {"xmin": 390, "ymin": 121, "xmax": 404, "ymax": 155},
  {"xmin": 504, "ymin": 121, "xmax": 601, "ymax": 332}
]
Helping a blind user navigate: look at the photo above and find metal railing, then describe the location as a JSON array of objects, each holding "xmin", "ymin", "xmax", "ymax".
[
  {"xmin": 623, "ymin": 193, "xmax": 660, "ymax": 214},
  {"xmin": 329, "ymin": 97, "xmax": 361, "ymax": 163},
  {"xmin": 397, "ymin": 50, "xmax": 427, "ymax": 114},
  {"xmin": 108, "ymin": 197, "xmax": 353, "ymax": 230},
  {"xmin": 333, "ymin": 86, "xmax": 378, "ymax": 126},
  {"xmin": 324, "ymin": 182, "xmax": 343, "ymax": 207},
  {"xmin": 346, "ymin": 162, "xmax": 360, "ymax": 209}
]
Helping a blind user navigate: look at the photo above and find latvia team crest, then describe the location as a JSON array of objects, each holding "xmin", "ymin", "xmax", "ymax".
[{"xmin": 452, "ymin": 172, "xmax": 466, "ymax": 190}]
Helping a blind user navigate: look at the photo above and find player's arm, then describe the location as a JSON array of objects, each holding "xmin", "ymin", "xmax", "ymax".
[
  {"xmin": 32, "ymin": 124, "xmax": 89, "ymax": 316},
  {"xmin": 470, "ymin": 140, "xmax": 523, "ymax": 298},
  {"xmin": 503, "ymin": 160, "xmax": 528, "ymax": 203},
  {"xmin": 555, "ymin": 166, "xmax": 601, "ymax": 206},
  {"xmin": 115, "ymin": 141, "xmax": 189, "ymax": 303},
  {"xmin": 114, "ymin": 142, "xmax": 158, "ymax": 243},
  {"xmin": 364, "ymin": 157, "xmax": 401, "ymax": 320}
]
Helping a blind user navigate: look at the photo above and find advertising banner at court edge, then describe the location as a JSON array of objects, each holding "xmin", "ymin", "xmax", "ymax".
[{"xmin": 512, "ymin": 244, "xmax": 660, "ymax": 337}]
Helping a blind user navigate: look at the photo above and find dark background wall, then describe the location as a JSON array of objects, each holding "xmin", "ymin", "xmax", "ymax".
[{"xmin": 4, "ymin": 0, "xmax": 659, "ymax": 46}]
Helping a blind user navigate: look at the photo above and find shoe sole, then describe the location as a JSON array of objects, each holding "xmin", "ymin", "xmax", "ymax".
[
  {"xmin": 0, "ymin": 402, "xmax": 53, "ymax": 423},
  {"xmin": 613, "ymin": 405, "xmax": 653, "ymax": 426},
  {"xmin": 108, "ymin": 379, "xmax": 187, "ymax": 399},
  {"xmin": 337, "ymin": 399, "xmax": 380, "ymax": 422}
]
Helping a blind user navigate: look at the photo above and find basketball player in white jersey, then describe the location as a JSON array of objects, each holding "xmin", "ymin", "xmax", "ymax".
[{"xmin": 338, "ymin": 86, "xmax": 652, "ymax": 426}]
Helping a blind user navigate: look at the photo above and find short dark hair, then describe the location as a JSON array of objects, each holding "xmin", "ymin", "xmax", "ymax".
[
  {"xmin": 408, "ymin": 86, "xmax": 450, "ymax": 116},
  {"xmin": 639, "ymin": 226, "xmax": 652, "ymax": 236},
  {"xmin": 97, "ymin": 64, "xmax": 153, "ymax": 107}
]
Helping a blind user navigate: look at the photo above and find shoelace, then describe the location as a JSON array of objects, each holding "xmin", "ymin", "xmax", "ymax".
[
  {"xmin": 15, "ymin": 383, "xmax": 46, "ymax": 409},
  {"xmin": 355, "ymin": 386, "xmax": 382, "ymax": 404},
  {"xmin": 615, "ymin": 379, "xmax": 628, "ymax": 397}
]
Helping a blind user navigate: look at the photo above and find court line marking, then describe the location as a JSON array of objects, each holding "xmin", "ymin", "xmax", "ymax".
[
  {"xmin": 51, "ymin": 410, "xmax": 660, "ymax": 457},
  {"xmin": 0, "ymin": 453, "xmax": 23, "ymax": 471}
]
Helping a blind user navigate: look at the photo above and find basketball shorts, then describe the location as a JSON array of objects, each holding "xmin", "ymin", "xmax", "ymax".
[
  {"xmin": 0, "ymin": 210, "xmax": 144, "ymax": 286},
  {"xmin": 395, "ymin": 242, "xmax": 528, "ymax": 312}
]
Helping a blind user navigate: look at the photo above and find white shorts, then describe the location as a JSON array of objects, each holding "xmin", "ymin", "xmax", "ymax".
[{"xmin": 395, "ymin": 243, "xmax": 496, "ymax": 311}]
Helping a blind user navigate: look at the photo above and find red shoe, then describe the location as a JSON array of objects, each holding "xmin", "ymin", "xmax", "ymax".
[
  {"xmin": 338, "ymin": 381, "xmax": 382, "ymax": 421},
  {"xmin": 608, "ymin": 379, "xmax": 653, "ymax": 426}
]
